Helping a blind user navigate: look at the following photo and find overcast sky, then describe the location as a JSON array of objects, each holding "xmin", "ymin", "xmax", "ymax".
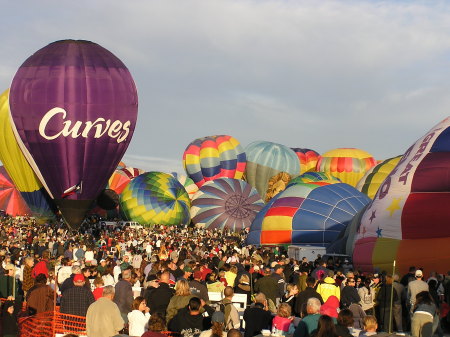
[{"xmin": 1, "ymin": 0, "xmax": 450, "ymax": 173}]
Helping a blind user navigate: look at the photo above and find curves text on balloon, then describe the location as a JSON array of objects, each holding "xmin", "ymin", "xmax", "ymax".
[{"xmin": 38, "ymin": 107, "xmax": 130, "ymax": 143}]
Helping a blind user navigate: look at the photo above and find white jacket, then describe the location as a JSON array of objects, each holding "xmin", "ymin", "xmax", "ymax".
[{"xmin": 127, "ymin": 310, "xmax": 150, "ymax": 337}]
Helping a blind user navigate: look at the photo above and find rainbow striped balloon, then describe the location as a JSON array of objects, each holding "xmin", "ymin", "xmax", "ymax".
[
  {"xmin": 316, "ymin": 148, "xmax": 377, "ymax": 187},
  {"xmin": 120, "ymin": 172, "xmax": 191, "ymax": 226},
  {"xmin": 183, "ymin": 135, "xmax": 246, "ymax": 187},
  {"xmin": 291, "ymin": 148, "xmax": 320, "ymax": 174}
]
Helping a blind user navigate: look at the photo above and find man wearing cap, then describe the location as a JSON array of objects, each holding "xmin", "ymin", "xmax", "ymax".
[
  {"xmin": 189, "ymin": 268, "xmax": 209, "ymax": 302},
  {"xmin": 407, "ymin": 269, "xmax": 429, "ymax": 314},
  {"xmin": 60, "ymin": 273, "xmax": 95, "ymax": 317},
  {"xmin": 179, "ymin": 265, "xmax": 193, "ymax": 281},
  {"xmin": 272, "ymin": 264, "xmax": 286, "ymax": 305}
]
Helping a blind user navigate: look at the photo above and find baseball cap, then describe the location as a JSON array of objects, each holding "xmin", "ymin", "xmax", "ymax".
[
  {"xmin": 74, "ymin": 274, "xmax": 85, "ymax": 282},
  {"xmin": 212, "ymin": 311, "xmax": 225, "ymax": 323},
  {"xmin": 373, "ymin": 273, "xmax": 380, "ymax": 279},
  {"xmin": 415, "ymin": 269, "xmax": 423, "ymax": 277},
  {"xmin": 183, "ymin": 266, "xmax": 193, "ymax": 273},
  {"xmin": 273, "ymin": 264, "xmax": 283, "ymax": 270}
]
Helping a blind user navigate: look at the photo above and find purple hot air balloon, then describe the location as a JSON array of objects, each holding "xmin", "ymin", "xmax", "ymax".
[{"xmin": 9, "ymin": 40, "xmax": 138, "ymax": 229}]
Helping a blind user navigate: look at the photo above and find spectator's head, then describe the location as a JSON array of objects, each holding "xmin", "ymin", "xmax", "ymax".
[
  {"xmin": 363, "ymin": 315, "xmax": 378, "ymax": 332},
  {"xmin": 286, "ymin": 283, "xmax": 299, "ymax": 295},
  {"xmin": 73, "ymin": 273, "xmax": 85, "ymax": 286},
  {"xmin": 385, "ymin": 274, "xmax": 393, "ymax": 285},
  {"xmin": 306, "ymin": 297, "xmax": 321, "ymax": 315},
  {"xmin": 72, "ymin": 265, "xmax": 81, "ymax": 275},
  {"xmin": 224, "ymin": 286, "xmax": 234, "ymax": 299},
  {"xmin": 35, "ymin": 273, "xmax": 47, "ymax": 285},
  {"xmin": 277, "ymin": 303, "xmax": 292, "ymax": 318},
  {"xmin": 42, "ymin": 250, "xmax": 50, "ymax": 260},
  {"xmin": 306, "ymin": 276, "xmax": 316, "ymax": 288},
  {"xmin": 175, "ymin": 279, "xmax": 191, "ymax": 296},
  {"xmin": 25, "ymin": 256, "xmax": 35, "ymax": 267},
  {"xmin": 254, "ymin": 292, "xmax": 267, "ymax": 305},
  {"xmin": 160, "ymin": 271, "xmax": 170, "ymax": 284},
  {"xmin": 317, "ymin": 315, "xmax": 337, "ymax": 336},
  {"xmin": 93, "ymin": 277, "xmax": 104, "ymax": 288},
  {"xmin": 415, "ymin": 269, "xmax": 423, "ymax": 280},
  {"xmin": 337, "ymin": 309, "xmax": 354, "ymax": 328},
  {"xmin": 147, "ymin": 312, "xmax": 166, "ymax": 332},
  {"xmin": 102, "ymin": 285, "xmax": 115, "ymax": 300},
  {"xmin": 211, "ymin": 311, "xmax": 225, "ymax": 336},
  {"xmin": 132, "ymin": 296, "xmax": 147, "ymax": 311},
  {"xmin": 227, "ymin": 329, "xmax": 243, "ymax": 337},
  {"xmin": 122, "ymin": 269, "xmax": 132, "ymax": 281},
  {"xmin": 188, "ymin": 297, "xmax": 201, "ymax": 313}
]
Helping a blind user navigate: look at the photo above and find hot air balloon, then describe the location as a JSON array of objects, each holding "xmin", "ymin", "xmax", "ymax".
[
  {"xmin": 353, "ymin": 117, "xmax": 450, "ymax": 274},
  {"xmin": 120, "ymin": 166, "xmax": 145, "ymax": 180},
  {"xmin": 245, "ymin": 141, "xmax": 300, "ymax": 199},
  {"xmin": 120, "ymin": 172, "xmax": 190, "ymax": 226},
  {"xmin": 0, "ymin": 89, "xmax": 55, "ymax": 217},
  {"xmin": 107, "ymin": 170, "xmax": 132, "ymax": 195},
  {"xmin": 190, "ymin": 178, "xmax": 264, "ymax": 231},
  {"xmin": 265, "ymin": 172, "xmax": 292, "ymax": 202},
  {"xmin": 9, "ymin": 40, "xmax": 138, "ymax": 229},
  {"xmin": 356, "ymin": 156, "xmax": 402, "ymax": 199},
  {"xmin": 246, "ymin": 181, "xmax": 370, "ymax": 246},
  {"xmin": 291, "ymin": 148, "xmax": 320, "ymax": 174},
  {"xmin": 288, "ymin": 172, "xmax": 341, "ymax": 187},
  {"xmin": 0, "ymin": 166, "xmax": 31, "ymax": 216},
  {"xmin": 170, "ymin": 173, "xmax": 199, "ymax": 199},
  {"xmin": 183, "ymin": 135, "xmax": 246, "ymax": 188},
  {"xmin": 316, "ymin": 148, "xmax": 377, "ymax": 187}
]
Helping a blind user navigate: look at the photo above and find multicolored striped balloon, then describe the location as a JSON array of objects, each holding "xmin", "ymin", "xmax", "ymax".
[
  {"xmin": 356, "ymin": 156, "xmax": 402, "ymax": 199},
  {"xmin": 0, "ymin": 166, "xmax": 31, "ymax": 216},
  {"xmin": 191, "ymin": 178, "xmax": 264, "ymax": 231},
  {"xmin": 291, "ymin": 148, "xmax": 320, "ymax": 174},
  {"xmin": 108, "ymin": 169, "xmax": 132, "ymax": 195},
  {"xmin": 170, "ymin": 173, "xmax": 199, "ymax": 200},
  {"xmin": 246, "ymin": 181, "xmax": 370, "ymax": 246},
  {"xmin": 245, "ymin": 141, "xmax": 300, "ymax": 198},
  {"xmin": 316, "ymin": 148, "xmax": 377, "ymax": 187},
  {"xmin": 353, "ymin": 117, "xmax": 450, "ymax": 275},
  {"xmin": 120, "ymin": 172, "xmax": 190, "ymax": 226},
  {"xmin": 183, "ymin": 135, "xmax": 246, "ymax": 188}
]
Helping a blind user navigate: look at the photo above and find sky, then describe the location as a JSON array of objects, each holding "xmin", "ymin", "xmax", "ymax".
[{"xmin": 1, "ymin": 0, "xmax": 450, "ymax": 174}]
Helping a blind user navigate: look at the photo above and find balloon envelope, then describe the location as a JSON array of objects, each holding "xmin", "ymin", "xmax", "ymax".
[
  {"xmin": 245, "ymin": 141, "xmax": 300, "ymax": 199},
  {"xmin": 246, "ymin": 181, "xmax": 370, "ymax": 246},
  {"xmin": 120, "ymin": 172, "xmax": 191, "ymax": 226},
  {"xmin": 0, "ymin": 166, "xmax": 31, "ymax": 216},
  {"xmin": 9, "ymin": 40, "xmax": 138, "ymax": 229},
  {"xmin": 183, "ymin": 135, "xmax": 246, "ymax": 188},
  {"xmin": 0, "ymin": 89, "xmax": 55, "ymax": 217},
  {"xmin": 291, "ymin": 148, "xmax": 320, "ymax": 174},
  {"xmin": 190, "ymin": 178, "xmax": 264, "ymax": 231},
  {"xmin": 353, "ymin": 117, "xmax": 450, "ymax": 274},
  {"xmin": 316, "ymin": 148, "xmax": 377, "ymax": 187}
]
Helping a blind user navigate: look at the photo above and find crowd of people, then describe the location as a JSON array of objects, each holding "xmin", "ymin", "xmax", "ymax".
[{"xmin": 0, "ymin": 215, "xmax": 449, "ymax": 337}]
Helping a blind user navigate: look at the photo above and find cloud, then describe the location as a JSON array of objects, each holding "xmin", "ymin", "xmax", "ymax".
[
  {"xmin": 122, "ymin": 154, "xmax": 184, "ymax": 174},
  {"xmin": 2, "ymin": 0, "xmax": 450, "ymax": 162}
]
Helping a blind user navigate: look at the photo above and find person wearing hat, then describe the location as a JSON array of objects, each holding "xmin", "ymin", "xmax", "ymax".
[
  {"xmin": 199, "ymin": 311, "xmax": 227, "ymax": 337},
  {"xmin": 179, "ymin": 265, "xmax": 193, "ymax": 281},
  {"xmin": 189, "ymin": 268, "xmax": 209, "ymax": 302},
  {"xmin": 0, "ymin": 264, "xmax": 19, "ymax": 300},
  {"xmin": 407, "ymin": 269, "xmax": 429, "ymax": 314},
  {"xmin": 272, "ymin": 264, "xmax": 286, "ymax": 305},
  {"xmin": 60, "ymin": 273, "xmax": 95, "ymax": 317}
]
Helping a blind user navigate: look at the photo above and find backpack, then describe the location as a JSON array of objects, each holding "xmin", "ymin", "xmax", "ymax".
[{"xmin": 219, "ymin": 302, "xmax": 233, "ymax": 330}]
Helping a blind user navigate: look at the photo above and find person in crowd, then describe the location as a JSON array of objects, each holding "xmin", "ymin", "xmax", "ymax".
[
  {"xmin": 189, "ymin": 268, "xmax": 209, "ymax": 302},
  {"xmin": 255, "ymin": 267, "xmax": 279, "ymax": 308},
  {"xmin": 359, "ymin": 315, "xmax": 378, "ymax": 337},
  {"xmin": 358, "ymin": 278, "xmax": 375, "ymax": 315},
  {"xmin": 86, "ymin": 285, "xmax": 124, "ymax": 337},
  {"xmin": 60, "ymin": 273, "xmax": 95, "ymax": 317},
  {"xmin": 296, "ymin": 276, "xmax": 324, "ymax": 317},
  {"xmin": 314, "ymin": 315, "xmax": 338, "ymax": 337},
  {"xmin": 227, "ymin": 329, "xmax": 243, "ymax": 337},
  {"xmin": 2, "ymin": 300, "xmax": 19, "ymax": 337},
  {"xmin": 376, "ymin": 274, "xmax": 399, "ymax": 332},
  {"xmin": 199, "ymin": 311, "xmax": 227, "ymax": 337},
  {"xmin": 26, "ymin": 273, "xmax": 54, "ymax": 314},
  {"xmin": 114, "ymin": 268, "xmax": 134, "ymax": 323},
  {"xmin": 166, "ymin": 279, "xmax": 194, "ymax": 323},
  {"xmin": 22, "ymin": 256, "xmax": 35, "ymax": 296},
  {"xmin": 221, "ymin": 286, "xmax": 241, "ymax": 331},
  {"xmin": 59, "ymin": 265, "xmax": 82, "ymax": 294},
  {"xmin": 142, "ymin": 312, "xmax": 167, "ymax": 337},
  {"xmin": 32, "ymin": 250, "xmax": 50, "ymax": 278},
  {"xmin": 243, "ymin": 292, "xmax": 273, "ymax": 337},
  {"xmin": 341, "ymin": 278, "xmax": 361, "ymax": 309},
  {"xmin": 128, "ymin": 296, "xmax": 151, "ymax": 337},
  {"xmin": 234, "ymin": 273, "xmax": 251, "ymax": 304},
  {"xmin": 168, "ymin": 296, "xmax": 213, "ymax": 336},
  {"xmin": 0, "ymin": 264, "xmax": 19, "ymax": 299},
  {"xmin": 146, "ymin": 270, "xmax": 175, "ymax": 315},
  {"xmin": 392, "ymin": 274, "xmax": 405, "ymax": 333},
  {"xmin": 92, "ymin": 276, "xmax": 104, "ymax": 300},
  {"xmin": 294, "ymin": 297, "xmax": 322, "ymax": 337},
  {"xmin": 272, "ymin": 302, "xmax": 295, "ymax": 336},
  {"xmin": 408, "ymin": 269, "xmax": 429, "ymax": 315},
  {"xmin": 411, "ymin": 291, "xmax": 437, "ymax": 337},
  {"xmin": 272, "ymin": 264, "xmax": 286, "ymax": 304},
  {"xmin": 282, "ymin": 283, "xmax": 298, "ymax": 314},
  {"xmin": 317, "ymin": 271, "xmax": 340, "ymax": 302},
  {"xmin": 335, "ymin": 308, "xmax": 356, "ymax": 337}
]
